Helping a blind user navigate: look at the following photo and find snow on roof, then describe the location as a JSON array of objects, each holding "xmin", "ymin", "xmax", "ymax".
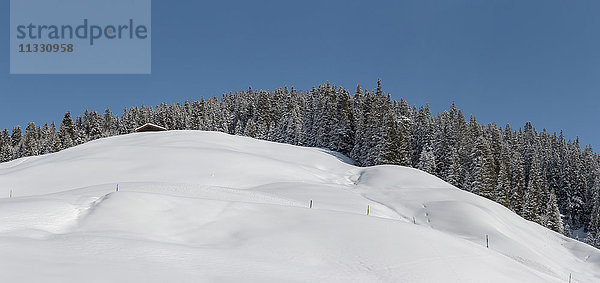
[{"xmin": 135, "ymin": 123, "xmax": 167, "ymax": 132}]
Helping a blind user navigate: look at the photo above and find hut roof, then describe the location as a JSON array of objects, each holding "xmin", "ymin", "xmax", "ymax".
[{"xmin": 135, "ymin": 123, "xmax": 167, "ymax": 132}]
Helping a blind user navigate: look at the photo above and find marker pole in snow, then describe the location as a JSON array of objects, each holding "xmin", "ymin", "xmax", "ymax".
[
  {"xmin": 367, "ymin": 205, "xmax": 370, "ymax": 216},
  {"xmin": 486, "ymin": 235, "xmax": 489, "ymax": 248},
  {"xmin": 116, "ymin": 184, "xmax": 119, "ymax": 192},
  {"xmin": 309, "ymin": 200, "xmax": 312, "ymax": 208}
]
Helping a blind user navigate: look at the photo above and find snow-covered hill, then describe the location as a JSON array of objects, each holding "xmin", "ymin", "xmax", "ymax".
[{"xmin": 0, "ymin": 131, "xmax": 598, "ymax": 282}]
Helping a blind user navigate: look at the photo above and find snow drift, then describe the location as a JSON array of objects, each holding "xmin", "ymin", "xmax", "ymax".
[{"xmin": 0, "ymin": 131, "xmax": 598, "ymax": 282}]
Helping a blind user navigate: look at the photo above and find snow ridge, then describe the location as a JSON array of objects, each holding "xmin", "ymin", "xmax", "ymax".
[{"xmin": 0, "ymin": 131, "xmax": 598, "ymax": 282}]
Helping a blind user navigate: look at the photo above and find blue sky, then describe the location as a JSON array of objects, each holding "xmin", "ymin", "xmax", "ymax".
[{"xmin": 2, "ymin": 0, "xmax": 600, "ymax": 149}]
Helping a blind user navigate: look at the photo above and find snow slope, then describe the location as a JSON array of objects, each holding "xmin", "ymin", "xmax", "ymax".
[{"xmin": 0, "ymin": 131, "xmax": 598, "ymax": 282}]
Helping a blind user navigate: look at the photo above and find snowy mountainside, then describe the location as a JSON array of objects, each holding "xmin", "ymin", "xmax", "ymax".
[{"xmin": 0, "ymin": 131, "xmax": 598, "ymax": 282}]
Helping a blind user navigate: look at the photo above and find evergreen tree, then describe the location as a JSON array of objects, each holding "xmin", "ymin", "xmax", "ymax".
[
  {"xmin": 496, "ymin": 158, "xmax": 511, "ymax": 208},
  {"xmin": 58, "ymin": 111, "xmax": 75, "ymax": 150},
  {"xmin": 417, "ymin": 146, "xmax": 436, "ymax": 175},
  {"xmin": 23, "ymin": 122, "xmax": 39, "ymax": 157},
  {"xmin": 545, "ymin": 188, "xmax": 563, "ymax": 233},
  {"xmin": 471, "ymin": 136, "xmax": 496, "ymax": 200},
  {"xmin": 510, "ymin": 152, "xmax": 526, "ymax": 215},
  {"xmin": 524, "ymin": 158, "xmax": 544, "ymax": 224},
  {"xmin": 586, "ymin": 177, "xmax": 600, "ymax": 247},
  {"xmin": 11, "ymin": 126, "xmax": 23, "ymax": 159},
  {"xmin": 0, "ymin": 129, "xmax": 13, "ymax": 162},
  {"xmin": 376, "ymin": 78, "xmax": 383, "ymax": 96},
  {"xmin": 244, "ymin": 119, "xmax": 257, "ymax": 138},
  {"xmin": 563, "ymin": 222, "xmax": 572, "ymax": 238}
]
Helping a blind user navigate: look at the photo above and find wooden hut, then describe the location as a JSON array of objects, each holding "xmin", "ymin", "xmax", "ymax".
[{"xmin": 135, "ymin": 123, "xmax": 167, "ymax": 133}]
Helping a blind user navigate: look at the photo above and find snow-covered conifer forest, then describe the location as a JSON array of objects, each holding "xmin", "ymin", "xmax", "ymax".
[{"xmin": 1, "ymin": 80, "xmax": 599, "ymax": 247}]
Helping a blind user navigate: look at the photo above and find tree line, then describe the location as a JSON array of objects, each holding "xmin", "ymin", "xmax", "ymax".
[{"xmin": 1, "ymin": 80, "xmax": 599, "ymax": 247}]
